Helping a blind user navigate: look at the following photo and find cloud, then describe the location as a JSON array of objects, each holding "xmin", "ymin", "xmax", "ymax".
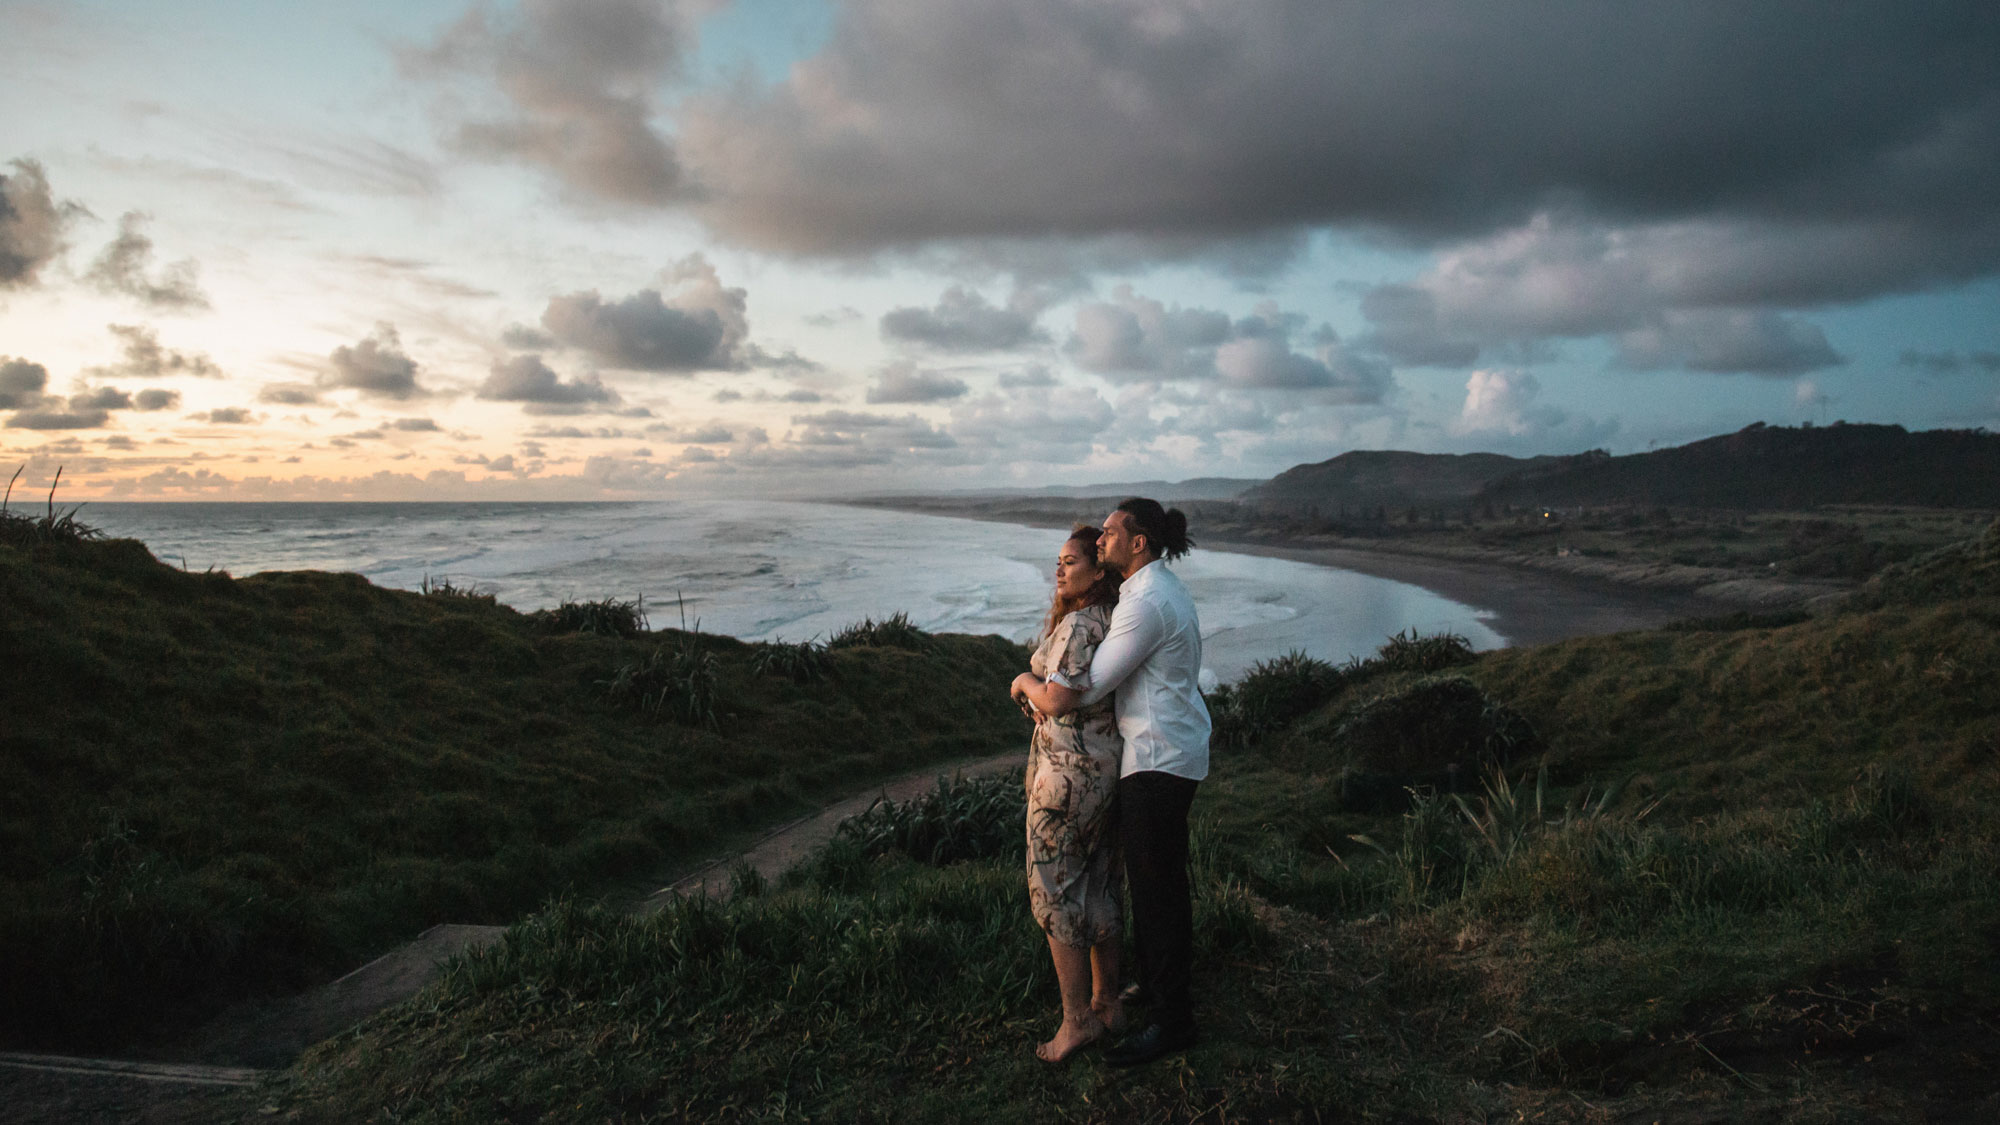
[
  {"xmin": 949, "ymin": 385, "xmax": 1115, "ymax": 463},
  {"xmin": 1065, "ymin": 288, "xmax": 1393, "ymax": 401},
  {"xmin": 392, "ymin": 417, "xmax": 441, "ymax": 432},
  {"xmin": 6, "ymin": 406, "xmax": 108, "ymax": 430},
  {"xmin": 92, "ymin": 324, "xmax": 223, "ymax": 379},
  {"xmin": 323, "ymin": 324, "xmax": 427, "ymax": 399},
  {"xmin": 1213, "ymin": 333, "xmax": 1392, "ymax": 401},
  {"xmin": 673, "ymin": 2, "xmax": 2000, "ymax": 267},
  {"xmin": 1, "ymin": 158, "xmax": 79, "ymax": 289},
  {"xmin": 997, "ymin": 364, "xmax": 1057, "ymax": 389},
  {"xmin": 202, "ymin": 407, "xmax": 254, "ymax": 424},
  {"xmin": 647, "ymin": 423, "xmax": 733, "ymax": 443},
  {"xmin": 866, "ymin": 361, "xmax": 968, "ymax": 404},
  {"xmin": 0, "ymin": 357, "xmax": 48, "ymax": 408},
  {"xmin": 1356, "ymin": 286, "xmax": 1478, "ymax": 368},
  {"xmin": 1067, "ymin": 286, "xmax": 1229, "ymax": 380},
  {"xmin": 404, "ymin": 0, "xmax": 691, "ymax": 205},
  {"xmin": 1899, "ymin": 348, "xmax": 2000, "ymax": 374},
  {"xmin": 879, "ymin": 286, "xmax": 1048, "ymax": 352},
  {"xmin": 486, "ymin": 453, "xmax": 518, "ymax": 472},
  {"xmin": 787, "ymin": 409, "xmax": 956, "ymax": 452},
  {"xmin": 85, "ymin": 213, "xmax": 209, "ymax": 310},
  {"xmin": 1614, "ymin": 310, "xmax": 1843, "ymax": 376},
  {"xmin": 134, "ymin": 388, "xmax": 181, "ymax": 411},
  {"xmin": 68, "ymin": 386, "xmax": 133, "ymax": 411},
  {"xmin": 257, "ymin": 382, "xmax": 323, "ymax": 405},
  {"xmin": 1447, "ymin": 369, "xmax": 1616, "ymax": 452},
  {"xmin": 539, "ymin": 255, "xmax": 749, "ymax": 371},
  {"xmin": 475, "ymin": 353, "xmax": 620, "ymax": 411},
  {"xmin": 1794, "ymin": 377, "xmax": 1831, "ymax": 413}
]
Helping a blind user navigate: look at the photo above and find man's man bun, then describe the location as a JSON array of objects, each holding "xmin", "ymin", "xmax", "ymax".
[{"xmin": 1117, "ymin": 497, "xmax": 1194, "ymax": 561}]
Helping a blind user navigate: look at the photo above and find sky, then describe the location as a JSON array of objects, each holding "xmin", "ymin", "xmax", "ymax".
[{"xmin": 1, "ymin": 0, "xmax": 1997, "ymax": 501}]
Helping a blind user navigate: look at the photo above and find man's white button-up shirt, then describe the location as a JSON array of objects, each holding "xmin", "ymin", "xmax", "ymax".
[{"xmin": 1050, "ymin": 559, "xmax": 1211, "ymax": 781}]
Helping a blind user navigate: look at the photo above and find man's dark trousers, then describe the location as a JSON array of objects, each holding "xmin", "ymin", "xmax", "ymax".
[{"xmin": 1120, "ymin": 769, "xmax": 1200, "ymax": 1032}]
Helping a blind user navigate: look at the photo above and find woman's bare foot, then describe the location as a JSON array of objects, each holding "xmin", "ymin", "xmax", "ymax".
[
  {"xmin": 1091, "ymin": 997, "xmax": 1127, "ymax": 1035},
  {"xmin": 1036, "ymin": 1014, "xmax": 1106, "ymax": 1062}
]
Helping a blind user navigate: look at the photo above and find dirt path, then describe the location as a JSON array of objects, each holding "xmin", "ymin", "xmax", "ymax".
[{"xmin": 0, "ymin": 748, "xmax": 1030, "ymax": 1122}]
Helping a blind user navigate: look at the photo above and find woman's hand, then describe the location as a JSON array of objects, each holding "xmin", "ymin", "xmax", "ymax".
[{"xmin": 1011, "ymin": 673, "xmax": 1040, "ymax": 720}]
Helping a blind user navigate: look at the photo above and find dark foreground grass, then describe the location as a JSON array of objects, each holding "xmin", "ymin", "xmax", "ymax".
[
  {"xmin": 269, "ymin": 528, "xmax": 2000, "ymax": 1122},
  {"xmin": 0, "ymin": 532, "xmax": 1029, "ymax": 1051}
]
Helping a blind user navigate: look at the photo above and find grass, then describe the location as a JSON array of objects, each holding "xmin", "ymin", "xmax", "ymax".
[
  {"xmin": 827, "ymin": 611, "xmax": 934, "ymax": 652},
  {"xmin": 265, "ymin": 519, "xmax": 2000, "ymax": 1121},
  {"xmin": 0, "ymin": 531, "xmax": 1030, "ymax": 1052},
  {"xmin": 529, "ymin": 595, "xmax": 649, "ymax": 638}
]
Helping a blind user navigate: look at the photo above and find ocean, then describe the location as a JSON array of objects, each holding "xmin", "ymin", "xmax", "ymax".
[{"xmin": 79, "ymin": 500, "xmax": 1504, "ymax": 686}]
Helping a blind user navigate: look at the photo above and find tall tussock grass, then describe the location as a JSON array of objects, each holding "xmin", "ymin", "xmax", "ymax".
[
  {"xmin": 749, "ymin": 637, "xmax": 833, "ymax": 683},
  {"xmin": 601, "ymin": 633, "xmax": 720, "ymax": 726},
  {"xmin": 827, "ymin": 610, "xmax": 933, "ymax": 651},
  {"xmin": 0, "ymin": 465, "xmax": 102, "ymax": 548},
  {"xmin": 530, "ymin": 594, "xmax": 649, "ymax": 637}
]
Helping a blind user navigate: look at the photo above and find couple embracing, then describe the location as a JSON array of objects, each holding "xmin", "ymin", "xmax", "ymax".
[{"xmin": 1010, "ymin": 497, "xmax": 1210, "ymax": 1066}]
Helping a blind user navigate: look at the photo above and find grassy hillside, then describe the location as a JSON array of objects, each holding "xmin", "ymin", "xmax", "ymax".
[
  {"xmin": 0, "ymin": 522, "xmax": 1028, "ymax": 1051},
  {"xmin": 267, "ymin": 524, "xmax": 2000, "ymax": 1122}
]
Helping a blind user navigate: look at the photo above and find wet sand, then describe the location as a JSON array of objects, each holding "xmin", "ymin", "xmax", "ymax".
[{"xmin": 1208, "ymin": 539, "xmax": 1712, "ymax": 648}]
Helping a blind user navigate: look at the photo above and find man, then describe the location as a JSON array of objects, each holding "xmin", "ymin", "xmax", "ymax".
[{"xmin": 1012, "ymin": 496, "xmax": 1210, "ymax": 1065}]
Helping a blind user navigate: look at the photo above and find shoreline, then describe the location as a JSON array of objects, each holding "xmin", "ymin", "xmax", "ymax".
[{"xmin": 838, "ymin": 498, "xmax": 1840, "ymax": 648}]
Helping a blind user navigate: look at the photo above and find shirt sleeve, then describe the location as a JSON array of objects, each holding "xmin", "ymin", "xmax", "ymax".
[{"xmin": 1057, "ymin": 595, "xmax": 1162, "ymax": 705}]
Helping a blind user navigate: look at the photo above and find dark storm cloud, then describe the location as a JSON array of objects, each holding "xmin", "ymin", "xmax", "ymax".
[
  {"xmin": 879, "ymin": 286, "xmax": 1048, "ymax": 352},
  {"xmin": 405, "ymin": 0, "xmax": 691, "ymax": 205},
  {"xmin": 476, "ymin": 354, "xmax": 620, "ymax": 409},
  {"xmin": 539, "ymin": 256, "xmax": 749, "ymax": 372},
  {"xmin": 85, "ymin": 213, "xmax": 210, "ymax": 310},
  {"xmin": 323, "ymin": 324, "xmax": 426, "ymax": 399},
  {"xmin": 1, "ymin": 159, "xmax": 81, "ymax": 289},
  {"xmin": 865, "ymin": 362, "xmax": 968, "ymax": 404},
  {"xmin": 678, "ymin": 2, "xmax": 2000, "ymax": 260},
  {"xmin": 93, "ymin": 324, "xmax": 224, "ymax": 379},
  {"xmin": 0, "ymin": 357, "xmax": 48, "ymax": 408}
]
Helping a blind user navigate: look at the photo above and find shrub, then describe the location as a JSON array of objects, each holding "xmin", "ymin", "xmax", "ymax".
[
  {"xmin": 827, "ymin": 611, "xmax": 932, "ymax": 652},
  {"xmin": 826, "ymin": 774, "xmax": 1025, "ymax": 868},
  {"xmin": 530, "ymin": 595, "xmax": 648, "ymax": 638},
  {"xmin": 1326, "ymin": 676, "xmax": 1540, "ymax": 808},
  {"xmin": 1373, "ymin": 628, "xmax": 1475, "ymax": 675},
  {"xmin": 1208, "ymin": 650, "xmax": 1345, "ymax": 752},
  {"xmin": 601, "ymin": 634, "xmax": 719, "ymax": 726},
  {"xmin": 750, "ymin": 638, "xmax": 833, "ymax": 683}
]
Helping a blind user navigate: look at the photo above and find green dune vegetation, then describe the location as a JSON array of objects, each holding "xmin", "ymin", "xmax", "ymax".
[
  {"xmin": 0, "ymin": 509, "xmax": 1026, "ymax": 1052},
  {"xmin": 7, "ymin": 503, "xmax": 2000, "ymax": 1121}
]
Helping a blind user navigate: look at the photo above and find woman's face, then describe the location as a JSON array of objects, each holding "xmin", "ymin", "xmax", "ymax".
[{"xmin": 1055, "ymin": 538, "xmax": 1103, "ymax": 602}]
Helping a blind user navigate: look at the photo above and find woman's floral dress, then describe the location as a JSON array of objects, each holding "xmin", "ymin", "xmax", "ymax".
[{"xmin": 1026, "ymin": 603, "xmax": 1123, "ymax": 948}]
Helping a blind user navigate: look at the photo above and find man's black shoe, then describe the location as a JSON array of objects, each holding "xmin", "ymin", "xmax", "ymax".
[
  {"xmin": 1118, "ymin": 982, "xmax": 1153, "ymax": 1005},
  {"xmin": 1103, "ymin": 1022, "xmax": 1198, "ymax": 1067}
]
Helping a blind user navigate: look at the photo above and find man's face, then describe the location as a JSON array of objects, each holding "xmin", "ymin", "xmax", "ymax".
[{"xmin": 1097, "ymin": 510, "xmax": 1143, "ymax": 576}]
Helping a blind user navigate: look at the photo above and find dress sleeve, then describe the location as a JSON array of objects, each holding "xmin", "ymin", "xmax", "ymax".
[{"xmin": 1044, "ymin": 610, "xmax": 1103, "ymax": 693}]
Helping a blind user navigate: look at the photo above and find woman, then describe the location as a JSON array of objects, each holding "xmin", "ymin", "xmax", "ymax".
[{"xmin": 1010, "ymin": 525, "xmax": 1126, "ymax": 1062}]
